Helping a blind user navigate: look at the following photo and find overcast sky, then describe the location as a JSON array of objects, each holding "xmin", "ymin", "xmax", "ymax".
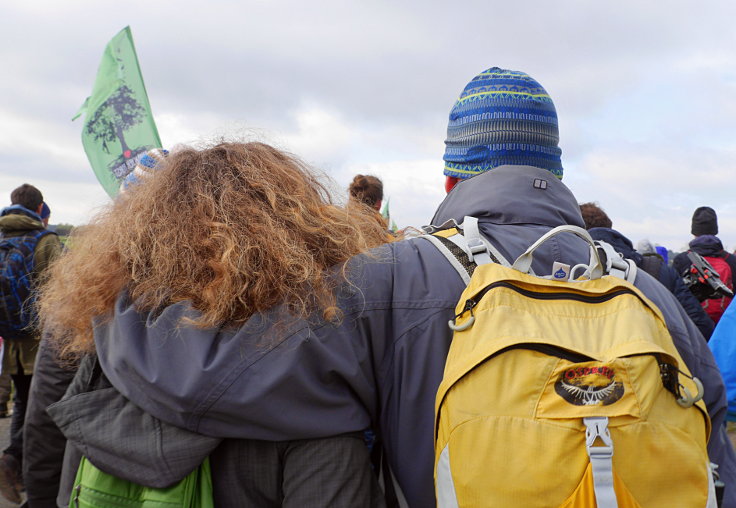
[{"xmin": 2, "ymin": 1, "xmax": 735, "ymax": 252}]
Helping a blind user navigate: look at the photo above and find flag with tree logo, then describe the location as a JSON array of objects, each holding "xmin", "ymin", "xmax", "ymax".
[{"xmin": 74, "ymin": 26, "xmax": 162, "ymax": 197}]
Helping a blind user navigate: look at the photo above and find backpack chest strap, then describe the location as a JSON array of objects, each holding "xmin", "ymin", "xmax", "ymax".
[{"xmin": 584, "ymin": 417, "xmax": 618, "ymax": 508}]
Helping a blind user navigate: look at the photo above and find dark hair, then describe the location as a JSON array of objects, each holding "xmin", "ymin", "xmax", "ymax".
[
  {"xmin": 348, "ymin": 175, "xmax": 383, "ymax": 209},
  {"xmin": 10, "ymin": 184, "xmax": 43, "ymax": 212},
  {"xmin": 579, "ymin": 202, "xmax": 612, "ymax": 230}
]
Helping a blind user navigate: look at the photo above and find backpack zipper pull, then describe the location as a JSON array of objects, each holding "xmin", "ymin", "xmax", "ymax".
[{"xmin": 448, "ymin": 298, "xmax": 477, "ymax": 331}]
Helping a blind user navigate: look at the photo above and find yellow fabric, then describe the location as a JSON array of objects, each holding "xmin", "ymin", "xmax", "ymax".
[
  {"xmin": 559, "ymin": 464, "xmax": 641, "ymax": 508},
  {"xmin": 434, "ymin": 263, "xmax": 712, "ymax": 507},
  {"xmin": 433, "ymin": 228, "xmax": 460, "ymax": 239}
]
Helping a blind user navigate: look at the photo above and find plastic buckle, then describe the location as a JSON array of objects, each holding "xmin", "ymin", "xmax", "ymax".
[
  {"xmin": 584, "ymin": 417, "xmax": 613, "ymax": 458},
  {"xmin": 467, "ymin": 238, "xmax": 486, "ymax": 255}
]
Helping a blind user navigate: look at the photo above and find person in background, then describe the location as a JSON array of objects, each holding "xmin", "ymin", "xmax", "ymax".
[
  {"xmin": 39, "ymin": 203, "xmax": 50, "ymax": 228},
  {"xmin": 673, "ymin": 206, "xmax": 736, "ymax": 324},
  {"xmin": 349, "ymin": 174, "xmax": 383, "ymax": 211},
  {"xmin": 0, "ymin": 184, "xmax": 62, "ymax": 504},
  {"xmin": 0, "ymin": 357, "xmax": 10, "ymax": 419},
  {"xmin": 83, "ymin": 68, "xmax": 736, "ymax": 507},
  {"xmin": 580, "ymin": 201, "xmax": 714, "ymax": 340},
  {"xmin": 347, "ymin": 174, "xmax": 400, "ymax": 243}
]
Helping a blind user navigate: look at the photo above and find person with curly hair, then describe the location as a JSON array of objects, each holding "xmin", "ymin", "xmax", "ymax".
[{"xmin": 35, "ymin": 142, "xmax": 389, "ymax": 507}]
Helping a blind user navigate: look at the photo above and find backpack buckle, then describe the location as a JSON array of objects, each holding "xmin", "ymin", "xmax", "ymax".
[
  {"xmin": 466, "ymin": 238, "xmax": 486, "ymax": 259},
  {"xmin": 584, "ymin": 417, "xmax": 613, "ymax": 458}
]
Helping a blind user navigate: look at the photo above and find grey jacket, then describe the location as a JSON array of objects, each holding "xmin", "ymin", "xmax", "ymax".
[{"xmin": 96, "ymin": 166, "xmax": 736, "ymax": 508}]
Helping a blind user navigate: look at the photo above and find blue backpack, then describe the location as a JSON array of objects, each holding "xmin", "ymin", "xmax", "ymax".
[{"xmin": 0, "ymin": 229, "xmax": 54, "ymax": 338}]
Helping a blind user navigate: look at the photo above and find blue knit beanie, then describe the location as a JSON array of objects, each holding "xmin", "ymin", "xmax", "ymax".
[{"xmin": 443, "ymin": 67, "xmax": 563, "ymax": 179}]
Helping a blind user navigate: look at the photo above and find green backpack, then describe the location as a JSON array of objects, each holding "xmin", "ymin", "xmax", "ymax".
[{"xmin": 70, "ymin": 456, "xmax": 214, "ymax": 508}]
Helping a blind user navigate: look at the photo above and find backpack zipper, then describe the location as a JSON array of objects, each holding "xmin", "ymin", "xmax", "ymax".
[{"xmin": 464, "ymin": 281, "xmax": 639, "ymax": 312}]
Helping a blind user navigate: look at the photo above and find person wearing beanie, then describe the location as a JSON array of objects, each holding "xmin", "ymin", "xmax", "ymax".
[
  {"xmin": 85, "ymin": 68, "xmax": 736, "ymax": 507},
  {"xmin": 691, "ymin": 206, "xmax": 719, "ymax": 236},
  {"xmin": 673, "ymin": 206, "xmax": 736, "ymax": 324},
  {"xmin": 443, "ymin": 67, "xmax": 563, "ymax": 193}
]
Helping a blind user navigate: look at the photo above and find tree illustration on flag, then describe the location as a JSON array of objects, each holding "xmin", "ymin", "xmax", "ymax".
[{"xmin": 75, "ymin": 27, "xmax": 162, "ymax": 197}]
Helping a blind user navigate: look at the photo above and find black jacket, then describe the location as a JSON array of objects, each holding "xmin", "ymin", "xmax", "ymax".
[{"xmin": 22, "ymin": 336, "xmax": 77, "ymax": 508}]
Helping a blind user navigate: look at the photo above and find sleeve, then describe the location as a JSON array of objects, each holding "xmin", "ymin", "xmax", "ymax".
[
  {"xmin": 94, "ymin": 253, "xmax": 392, "ymax": 442},
  {"xmin": 22, "ymin": 335, "xmax": 77, "ymax": 507},
  {"xmin": 33, "ymin": 232, "xmax": 62, "ymax": 275},
  {"xmin": 709, "ymin": 303, "xmax": 736, "ymax": 419}
]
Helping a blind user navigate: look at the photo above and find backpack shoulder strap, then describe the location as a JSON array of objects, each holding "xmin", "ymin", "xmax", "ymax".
[
  {"xmin": 421, "ymin": 234, "xmax": 474, "ymax": 285},
  {"xmin": 421, "ymin": 216, "xmax": 511, "ymax": 285}
]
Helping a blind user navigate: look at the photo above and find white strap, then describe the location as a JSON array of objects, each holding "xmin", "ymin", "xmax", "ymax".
[
  {"xmin": 624, "ymin": 259, "xmax": 637, "ymax": 283},
  {"xmin": 456, "ymin": 216, "xmax": 511, "ymax": 267},
  {"xmin": 459, "ymin": 217, "xmax": 494, "ymax": 265},
  {"xmin": 595, "ymin": 241, "xmax": 637, "ymax": 282},
  {"xmin": 584, "ymin": 417, "xmax": 618, "ymax": 508}
]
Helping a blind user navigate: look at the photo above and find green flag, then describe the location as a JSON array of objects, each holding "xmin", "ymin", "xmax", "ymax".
[
  {"xmin": 379, "ymin": 196, "xmax": 398, "ymax": 232},
  {"xmin": 75, "ymin": 26, "xmax": 162, "ymax": 197}
]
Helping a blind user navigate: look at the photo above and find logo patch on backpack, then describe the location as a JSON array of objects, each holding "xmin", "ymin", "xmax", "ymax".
[{"xmin": 554, "ymin": 365, "xmax": 624, "ymax": 406}]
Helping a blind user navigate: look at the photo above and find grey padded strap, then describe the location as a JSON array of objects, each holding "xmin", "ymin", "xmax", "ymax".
[
  {"xmin": 584, "ymin": 417, "xmax": 618, "ymax": 508},
  {"xmin": 459, "ymin": 216, "xmax": 495, "ymax": 266},
  {"xmin": 421, "ymin": 235, "xmax": 471, "ymax": 285},
  {"xmin": 455, "ymin": 216, "xmax": 511, "ymax": 267}
]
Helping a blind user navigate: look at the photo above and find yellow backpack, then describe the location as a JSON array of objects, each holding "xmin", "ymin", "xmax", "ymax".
[{"xmin": 425, "ymin": 219, "xmax": 715, "ymax": 508}]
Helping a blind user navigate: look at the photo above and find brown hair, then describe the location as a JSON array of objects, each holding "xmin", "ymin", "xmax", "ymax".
[
  {"xmin": 579, "ymin": 202, "xmax": 613, "ymax": 230},
  {"xmin": 39, "ymin": 142, "xmax": 391, "ymax": 357},
  {"xmin": 348, "ymin": 174, "xmax": 383, "ymax": 210},
  {"xmin": 11, "ymin": 184, "xmax": 43, "ymax": 211}
]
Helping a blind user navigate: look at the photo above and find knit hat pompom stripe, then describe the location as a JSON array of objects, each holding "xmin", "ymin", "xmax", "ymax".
[{"xmin": 444, "ymin": 67, "xmax": 563, "ymax": 179}]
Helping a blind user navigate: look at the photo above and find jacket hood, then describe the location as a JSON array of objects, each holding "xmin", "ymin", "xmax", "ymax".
[
  {"xmin": 689, "ymin": 234, "xmax": 724, "ymax": 256},
  {"xmin": 0, "ymin": 209, "xmax": 44, "ymax": 234},
  {"xmin": 430, "ymin": 165, "xmax": 584, "ymax": 228},
  {"xmin": 588, "ymin": 227, "xmax": 643, "ymax": 265}
]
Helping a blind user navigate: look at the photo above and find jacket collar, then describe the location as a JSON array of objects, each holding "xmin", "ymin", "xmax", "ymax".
[
  {"xmin": 429, "ymin": 165, "xmax": 584, "ymax": 228},
  {"xmin": 1, "ymin": 204, "xmax": 42, "ymax": 222}
]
